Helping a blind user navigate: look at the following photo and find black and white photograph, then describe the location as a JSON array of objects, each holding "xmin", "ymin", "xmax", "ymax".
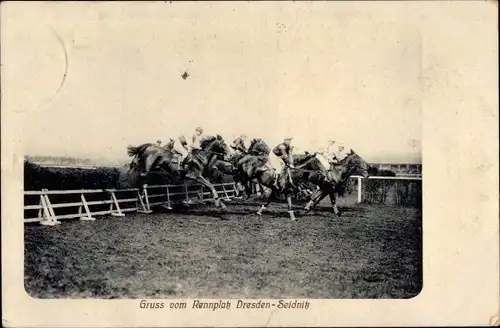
[{"xmin": 2, "ymin": 1, "xmax": 498, "ymax": 327}]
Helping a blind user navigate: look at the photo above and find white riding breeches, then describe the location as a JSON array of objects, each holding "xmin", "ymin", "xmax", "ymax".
[
  {"xmin": 267, "ymin": 152, "xmax": 285, "ymax": 175},
  {"xmin": 316, "ymin": 153, "xmax": 331, "ymax": 169}
]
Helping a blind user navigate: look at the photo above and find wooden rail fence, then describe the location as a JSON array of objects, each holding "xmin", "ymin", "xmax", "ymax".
[
  {"xmin": 24, "ymin": 182, "xmax": 236, "ymax": 226},
  {"xmin": 24, "ymin": 176, "xmax": 422, "ymax": 226}
]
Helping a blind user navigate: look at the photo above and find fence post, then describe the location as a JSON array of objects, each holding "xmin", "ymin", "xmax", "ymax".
[
  {"xmin": 109, "ymin": 190, "xmax": 125, "ymax": 217},
  {"xmin": 221, "ymin": 184, "xmax": 231, "ymax": 201},
  {"xmin": 39, "ymin": 190, "xmax": 60, "ymax": 226},
  {"xmin": 165, "ymin": 185, "xmax": 173, "ymax": 210},
  {"xmin": 137, "ymin": 185, "xmax": 152, "ymax": 214},
  {"xmin": 37, "ymin": 196, "xmax": 43, "ymax": 220},
  {"xmin": 80, "ymin": 193, "xmax": 96, "ymax": 221},
  {"xmin": 199, "ymin": 185, "xmax": 204, "ymax": 201},
  {"xmin": 357, "ymin": 177, "xmax": 363, "ymax": 204}
]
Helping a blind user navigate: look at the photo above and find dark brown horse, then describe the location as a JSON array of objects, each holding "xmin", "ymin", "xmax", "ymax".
[
  {"xmin": 231, "ymin": 139, "xmax": 317, "ymax": 220},
  {"xmin": 181, "ymin": 135, "xmax": 233, "ymax": 208},
  {"xmin": 301, "ymin": 150, "xmax": 371, "ymax": 215},
  {"xmin": 229, "ymin": 138, "xmax": 270, "ymax": 199},
  {"xmin": 253, "ymin": 153, "xmax": 321, "ymax": 220},
  {"xmin": 235, "ymin": 147, "xmax": 371, "ymax": 219},
  {"xmin": 127, "ymin": 138, "xmax": 182, "ymax": 178}
]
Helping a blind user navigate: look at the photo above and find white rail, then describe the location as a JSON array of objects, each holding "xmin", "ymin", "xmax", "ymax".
[
  {"xmin": 25, "ymin": 176, "xmax": 422, "ymax": 226},
  {"xmin": 24, "ymin": 183, "xmax": 236, "ymax": 226}
]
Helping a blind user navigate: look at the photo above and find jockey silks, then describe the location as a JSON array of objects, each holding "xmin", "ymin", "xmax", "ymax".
[{"xmin": 189, "ymin": 132, "xmax": 203, "ymax": 152}]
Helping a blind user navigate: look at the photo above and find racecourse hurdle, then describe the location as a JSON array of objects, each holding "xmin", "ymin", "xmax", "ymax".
[{"xmin": 24, "ymin": 182, "xmax": 237, "ymax": 226}]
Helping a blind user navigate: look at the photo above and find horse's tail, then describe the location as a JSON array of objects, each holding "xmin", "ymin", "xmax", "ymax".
[
  {"xmin": 127, "ymin": 143, "xmax": 151, "ymax": 157},
  {"xmin": 127, "ymin": 146, "xmax": 139, "ymax": 157}
]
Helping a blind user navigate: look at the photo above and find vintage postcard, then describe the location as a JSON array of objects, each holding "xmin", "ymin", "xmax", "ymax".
[{"xmin": 1, "ymin": 1, "xmax": 498, "ymax": 327}]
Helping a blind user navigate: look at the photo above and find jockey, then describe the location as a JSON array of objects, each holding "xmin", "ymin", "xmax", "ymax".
[
  {"xmin": 189, "ymin": 126, "xmax": 204, "ymax": 153},
  {"xmin": 272, "ymin": 137, "xmax": 294, "ymax": 167},
  {"xmin": 325, "ymin": 140, "xmax": 336, "ymax": 157},
  {"xmin": 270, "ymin": 137, "xmax": 295, "ymax": 186},
  {"xmin": 331, "ymin": 142, "xmax": 349, "ymax": 163},
  {"xmin": 179, "ymin": 126, "xmax": 204, "ymax": 166},
  {"xmin": 156, "ymin": 140, "xmax": 162, "ymax": 147},
  {"xmin": 316, "ymin": 140, "xmax": 336, "ymax": 167},
  {"xmin": 231, "ymin": 134, "xmax": 248, "ymax": 154}
]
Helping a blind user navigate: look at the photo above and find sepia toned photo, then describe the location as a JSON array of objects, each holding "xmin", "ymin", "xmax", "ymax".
[
  {"xmin": 21, "ymin": 1, "xmax": 423, "ymax": 300},
  {"xmin": 2, "ymin": 1, "xmax": 498, "ymax": 327}
]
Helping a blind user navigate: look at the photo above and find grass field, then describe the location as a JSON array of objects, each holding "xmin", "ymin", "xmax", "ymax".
[{"xmin": 25, "ymin": 200, "xmax": 422, "ymax": 299}]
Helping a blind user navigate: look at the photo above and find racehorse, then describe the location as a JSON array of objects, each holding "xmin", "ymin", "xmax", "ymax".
[
  {"xmin": 127, "ymin": 139, "xmax": 182, "ymax": 179},
  {"xmin": 240, "ymin": 149, "xmax": 371, "ymax": 218},
  {"xmin": 181, "ymin": 135, "xmax": 233, "ymax": 208},
  {"xmin": 232, "ymin": 140, "xmax": 319, "ymax": 220},
  {"xmin": 251, "ymin": 152, "xmax": 322, "ymax": 220},
  {"xmin": 229, "ymin": 138, "xmax": 270, "ymax": 199},
  {"xmin": 300, "ymin": 150, "xmax": 371, "ymax": 216}
]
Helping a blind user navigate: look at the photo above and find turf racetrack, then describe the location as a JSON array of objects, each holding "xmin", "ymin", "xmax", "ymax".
[{"xmin": 25, "ymin": 200, "xmax": 422, "ymax": 299}]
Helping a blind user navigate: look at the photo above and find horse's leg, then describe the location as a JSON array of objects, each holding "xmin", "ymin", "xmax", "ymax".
[
  {"xmin": 244, "ymin": 181, "xmax": 252, "ymax": 199},
  {"xmin": 194, "ymin": 174, "xmax": 226, "ymax": 209},
  {"xmin": 140, "ymin": 155, "xmax": 153, "ymax": 176},
  {"xmin": 235, "ymin": 177, "xmax": 249, "ymax": 199},
  {"xmin": 286, "ymin": 193, "xmax": 296, "ymax": 221},
  {"xmin": 256, "ymin": 182, "xmax": 264, "ymax": 196},
  {"xmin": 256, "ymin": 170, "xmax": 279, "ymax": 216},
  {"xmin": 304, "ymin": 188, "xmax": 328, "ymax": 211},
  {"xmin": 328, "ymin": 188, "xmax": 340, "ymax": 216},
  {"xmin": 257, "ymin": 187, "xmax": 277, "ymax": 216},
  {"xmin": 234, "ymin": 181, "xmax": 243, "ymax": 198}
]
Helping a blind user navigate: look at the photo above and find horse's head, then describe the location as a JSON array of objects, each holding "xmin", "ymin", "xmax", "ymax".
[
  {"xmin": 202, "ymin": 136, "xmax": 231, "ymax": 161},
  {"xmin": 341, "ymin": 149, "xmax": 370, "ymax": 178},
  {"xmin": 164, "ymin": 138, "xmax": 175, "ymax": 149},
  {"xmin": 215, "ymin": 137, "xmax": 232, "ymax": 161},
  {"xmin": 249, "ymin": 138, "xmax": 270, "ymax": 156},
  {"xmin": 367, "ymin": 165, "xmax": 379, "ymax": 176}
]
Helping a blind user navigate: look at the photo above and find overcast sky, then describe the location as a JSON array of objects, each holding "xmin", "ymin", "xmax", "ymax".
[{"xmin": 7, "ymin": 2, "xmax": 422, "ymax": 163}]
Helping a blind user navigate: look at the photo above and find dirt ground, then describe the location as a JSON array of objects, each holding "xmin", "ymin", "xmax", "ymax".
[{"xmin": 25, "ymin": 200, "xmax": 422, "ymax": 299}]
